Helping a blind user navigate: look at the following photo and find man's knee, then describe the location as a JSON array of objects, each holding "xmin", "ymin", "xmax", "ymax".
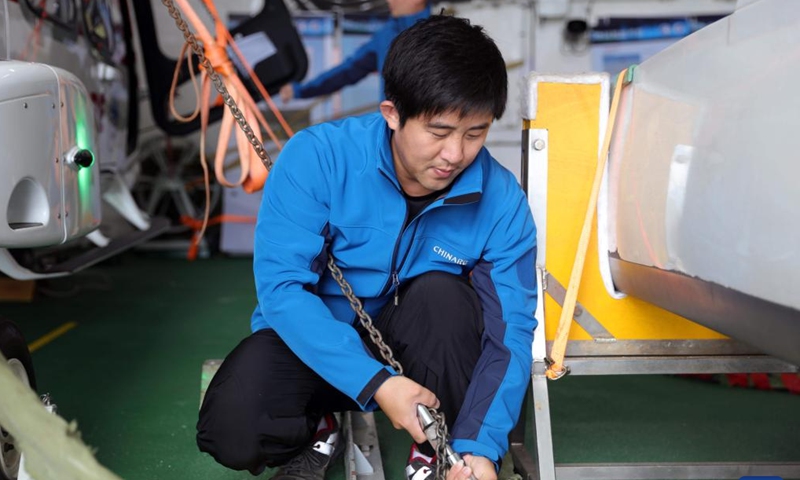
[
  {"xmin": 197, "ymin": 376, "xmax": 312, "ymax": 472},
  {"xmin": 195, "ymin": 331, "xmax": 316, "ymax": 471},
  {"xmin": 196, "ymin": 373, "xmax": 265, "ymax": 473}
]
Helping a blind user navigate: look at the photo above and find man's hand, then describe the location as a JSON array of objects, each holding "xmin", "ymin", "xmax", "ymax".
[
  {"xmin": 373, "ymin": 376, "xmax": 439, "ymax": 443},
  {"xmin": 279, "ymin": 84, "xmax": 294, "ymax": 103},
  {"xmin": 446, "ymin": 455, "xmax": 496, "ymax": 480}
]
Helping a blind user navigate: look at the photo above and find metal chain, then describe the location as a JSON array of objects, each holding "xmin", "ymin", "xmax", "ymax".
[
  {"xmin": 160, "ymin": 0, "xmax": 273, "ymax": 171},
  {"xmin": 160, "ymin": 1, "xmax": 453, "ymax": 476},
  {"xmin": 433, "ymin": 411, "xmax": 450, "ymax": 479},
  {"xmin": 327, "ymin": 257, "xmax": 404, "ymax": 374},
  {"xmin": 328, "ymin": 257, "xmax": 451, "ymax": 478}
]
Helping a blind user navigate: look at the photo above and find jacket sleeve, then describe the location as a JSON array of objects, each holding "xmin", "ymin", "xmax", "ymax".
[
  {"xmin": 293, "ymin": 36, "xmax": 379, "ymax": 99},
  {"xmin": 451, "ymin": 187, "xmax": 538, "ymax": 463},
  {"xmin": 252, "ymin": 130, "xmax": 394, "ymax": 410}
]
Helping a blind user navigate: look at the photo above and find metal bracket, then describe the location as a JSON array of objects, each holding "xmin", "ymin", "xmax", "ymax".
[
  {"xmin": 343, "ymin": 412, "xmax": 385, "ymax": 480},
  {"xmin": 543, "ymin": 271, "xmax": 615, "ymax": 342}
]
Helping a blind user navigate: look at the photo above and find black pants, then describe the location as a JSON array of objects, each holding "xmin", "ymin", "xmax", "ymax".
[{"xmin": 197, "ymin": 271, "xmax": 483, "ymax": 474}]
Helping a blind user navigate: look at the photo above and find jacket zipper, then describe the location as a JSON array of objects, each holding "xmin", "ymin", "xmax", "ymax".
[
  {"xmin": 383, "ymin": 205, "xmax": 424, "ymax": 306},
  {"xmin": 391, "ymin": 271, "xmax": 400, "ymax": 305},
  {"xmin": 378, "ymin": 170, "xmax": 452, "ymax": 305},
  {"xmin": 380, "ymin": 186, "xmax": 409, "ymax": 302}
]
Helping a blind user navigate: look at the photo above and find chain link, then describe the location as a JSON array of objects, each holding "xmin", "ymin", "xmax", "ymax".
[{"xmin": 160, "ymin": 1, "xmax": 453, "ymax": 477}]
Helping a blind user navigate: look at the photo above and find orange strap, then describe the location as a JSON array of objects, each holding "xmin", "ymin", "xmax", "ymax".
[
  {"xmin": 201, "ymin": 0, "xmax": 295, "ymax": 138},
  {"xmin": 167, "ymin": 0, "xmax": 298, "ymax": 259},
  {"xmin": 171, "ymin": 0, "xmax": 270, "ymax": 189},
  {"xmin": 545, "ymin": 68, "xmax": 628, "ymax": 380}
]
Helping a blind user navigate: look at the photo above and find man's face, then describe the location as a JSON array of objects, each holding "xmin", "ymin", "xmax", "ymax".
[
  {"xmin": 386, "ymin": 0, "xmax": 424, "ymax": 17},
  {"xmin": 380, "ymin": 101, "xmax": 494, "ymax": 197}
]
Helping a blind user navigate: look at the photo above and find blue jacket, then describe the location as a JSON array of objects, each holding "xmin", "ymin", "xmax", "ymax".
[
  {"xmin": 251, "ymin": 112, "xmax": 538, "ymax": 462},
  {"xmin": 292, "ymin": 7, "xmax": 431, "ymax": 101}
]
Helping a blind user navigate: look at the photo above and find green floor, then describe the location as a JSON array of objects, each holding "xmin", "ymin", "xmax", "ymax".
[{"xmin": 2, "ymin": 254, "xmax": 799, "ymax": 479}]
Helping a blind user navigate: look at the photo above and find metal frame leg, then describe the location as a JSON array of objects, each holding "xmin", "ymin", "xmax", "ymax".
[
  {"xmin": 532, "ymin": 360, "xmax": 555, "ymax": 480},
  {"xmin": 509, "ymin": 386, "xmax": 538, "ymax": 480}
]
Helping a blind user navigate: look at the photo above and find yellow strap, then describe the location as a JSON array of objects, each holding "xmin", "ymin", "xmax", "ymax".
[{"xmin": 545, "ymin": 69, "xmax": 628, "ymax": 380}]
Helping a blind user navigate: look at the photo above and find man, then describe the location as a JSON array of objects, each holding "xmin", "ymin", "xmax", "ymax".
[
  {"xmin": 197, "ymin": 15, "xmax": 537, "ymax": 480},
  {"xmin": 279, "ymin": 0, "xmax": 430, "ymax": 103}
]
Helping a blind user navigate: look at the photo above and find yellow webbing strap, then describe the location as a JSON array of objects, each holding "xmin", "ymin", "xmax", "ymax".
[{"xmin": 544, "ymin": 68, "xmax": 628, "ymax": 380}]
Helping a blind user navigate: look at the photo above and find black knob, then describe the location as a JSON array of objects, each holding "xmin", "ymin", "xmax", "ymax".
[
  {"xmin": 74, "ymin": 149, "xmax": 94, "ymax": 169},
  {"xmin": 565, "ymin": 19, "xmax": 588, "ymax": 36}
]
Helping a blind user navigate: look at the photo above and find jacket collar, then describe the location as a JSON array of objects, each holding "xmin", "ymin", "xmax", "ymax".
[{"xmin": 375, "ymin": 116, "xmax": 483, "ymax": 205}]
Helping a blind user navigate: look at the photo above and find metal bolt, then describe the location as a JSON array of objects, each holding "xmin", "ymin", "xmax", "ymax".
[
  {"xmin": 574, "ymin": 306, "xmax": 584, "ymax": 317},
  {"xmin": 57, "ymin": 214, "xmax": 61, "ymax": 219},
  {"xmin": 533, "ymin": 138, "xmax": 546, "ymax": 151},
  {"xmin": 65, "ymin": 212, "xmax": 69, "ymax": 217},
  {"xmin": 23, "ymin": 102, "xmax": 28, "ymax": 109},
  {"xmin": 52, "ymin": 103, "xmax": 56, "ymax": 109}
]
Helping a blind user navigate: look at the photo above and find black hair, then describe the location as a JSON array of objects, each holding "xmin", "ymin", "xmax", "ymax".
[{"xmin": 383, "ymin": 15, "xmax": 507, "ymax": 126}]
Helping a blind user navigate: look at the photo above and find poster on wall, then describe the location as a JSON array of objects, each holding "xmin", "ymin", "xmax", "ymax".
[{"xmin": 590, "ymin": 16, "xmax": 725, "ymax": 77}]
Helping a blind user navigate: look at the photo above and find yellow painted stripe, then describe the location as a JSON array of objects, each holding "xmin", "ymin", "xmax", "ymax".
[{"xmin": 28, "ymin": 322, "xmax": 78, "ymax": 353}]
